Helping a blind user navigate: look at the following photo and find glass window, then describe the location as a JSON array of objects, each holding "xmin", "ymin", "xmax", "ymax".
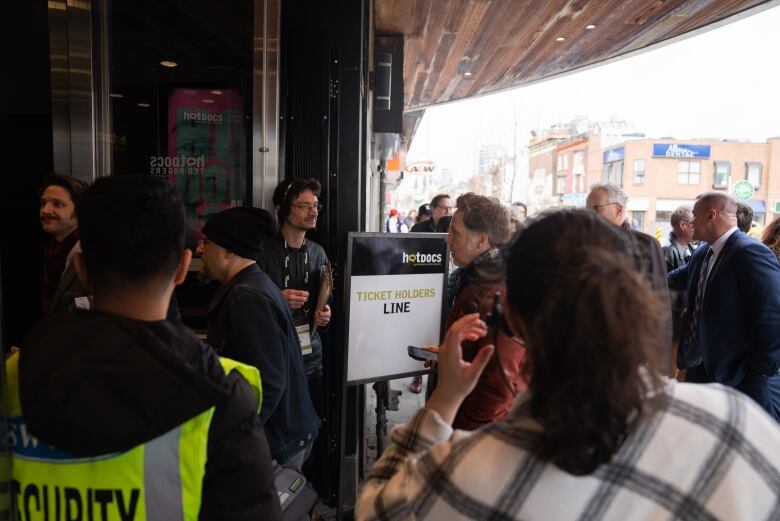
[
  {"xmin": 105, "ymin": 0, "xmax": 254, "ymax": 241},
  {"xmin": 557, "ymin": 176, "xmax": 566, "ymax": 194},
  {"xmin": 746, "ymin": 162, "xmax": 762, "ymax": 188},
  {"xmin": 573, "ymin": 151, "xmax": 584, "ymax": 167},
  {"xmin": 632, "ymin": 211, "xmax": 645, "ymax": 232},
  {"xmin": 713, "ymin": 161, "xmax": 730, "ymax": 188},
  {"xmin": 633, "ymin": 159, "xmax": 645, "ymax": 185},
  {"xmin": 677, "ymin": 160, "xmax": 701, "ymax": 185},
  {"xmin": 603, "ymin": 161, "xmax": 624, "ymax": 186},
  {"xmin": 613, "ymin": 160, "xmax": 624, "ymax": 186},
  {"xmin": 574, "ymin": 173, "xmax": 584, "ymax": 193}
]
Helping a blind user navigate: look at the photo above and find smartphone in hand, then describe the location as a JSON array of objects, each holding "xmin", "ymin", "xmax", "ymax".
[{"xmin": 407, "ymin": 345, "xmax": 438, "ymax": 361}]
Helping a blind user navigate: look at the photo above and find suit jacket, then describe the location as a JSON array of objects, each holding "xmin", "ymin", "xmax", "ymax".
[
  {"xmin": 669, "ymin": 230, "xmax": 780, "ymax": 414},
  {"xmin": 48, "ymin": 260, "xmax": 87, "ymax": 315}
]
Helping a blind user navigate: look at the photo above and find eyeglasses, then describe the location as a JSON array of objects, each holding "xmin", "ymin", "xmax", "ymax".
[
  {"xmin": 291, "ymin": 203, "xmax": 323, "ymax": 212},
  {"xmin": 590, "ymin": 202, "xmax": 618, "ymax": 211}
]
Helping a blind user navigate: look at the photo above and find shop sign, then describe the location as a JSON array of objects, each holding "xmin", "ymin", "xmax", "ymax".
[
  {"xmin": 652, "ymin": 144, "xmax": 711, "ymax": 159},
  {"xmin": 405, "ymin": 161, "xmax": 435, "ymax": 173},
  {"xmin": 733, "ymin": 180, "xmax": 755, "ymax": 201},
  {"xmin": 603, "ymin": 147, "xmax": 624, "ymax": 163}
]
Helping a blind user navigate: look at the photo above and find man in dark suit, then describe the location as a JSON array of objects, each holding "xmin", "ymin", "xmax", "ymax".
[{"xmin": 669, "ymin": 192, "xmax": 780, "ymax": 420}]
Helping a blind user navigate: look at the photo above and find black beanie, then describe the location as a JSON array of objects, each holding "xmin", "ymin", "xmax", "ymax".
[{"xmin": 202, "ymin": 207, "xmax": 277, "ymax": 260}]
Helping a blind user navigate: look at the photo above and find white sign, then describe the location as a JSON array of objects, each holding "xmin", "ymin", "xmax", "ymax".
[{"xmin": 345, "ymin": 233, "xmax": 448, "ymax": 384}]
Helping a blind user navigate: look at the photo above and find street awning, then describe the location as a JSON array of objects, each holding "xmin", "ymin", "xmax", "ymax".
[{"xmin": 746, "ymin": 199, "xmax": 767, "ymax": 213}]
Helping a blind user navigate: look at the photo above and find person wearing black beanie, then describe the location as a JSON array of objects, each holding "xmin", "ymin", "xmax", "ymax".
[{"xmin": 200, "ymin": 206, "xmax": 321, "ymax": 466}]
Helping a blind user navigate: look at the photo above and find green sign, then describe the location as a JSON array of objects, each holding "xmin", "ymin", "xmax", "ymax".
[{"xmin": 733, "ymin": 180, "xmax": 754, "ymax": 201}]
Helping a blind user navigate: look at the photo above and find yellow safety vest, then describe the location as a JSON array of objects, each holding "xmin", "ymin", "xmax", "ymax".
[{"xmin": 7, "ymin": 352, "xmax": 262, "ymax": 521}]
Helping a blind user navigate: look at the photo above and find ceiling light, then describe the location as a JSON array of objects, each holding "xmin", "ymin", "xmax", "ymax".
[
  {"xmin": 202, "ymin": 99, "xmax": 215, "ymax": 104},
  {"xmin": 137, "ymin": 102, "xmax": 151, "ymax": 108},
  {"xmin": 210, "ymin": 90, "xmax": 223, "ymax": 95},
  {"xmin": 464, "ymin": 72, "xmax": 472, "ymax": 77},
  {"xmin": 585, "ymin": 24, "xmax": 597, "ymax": 30},
  {"xmin": 556, "ymin": 37, "xmax": 566, "ymax": 42},
  {"xmin": 160, "ymin": 60, "xmax": 178, "ymax": 68},
  {"xmin": 109, "ymin": 93, "xmax": 124, "ymax": 98}
]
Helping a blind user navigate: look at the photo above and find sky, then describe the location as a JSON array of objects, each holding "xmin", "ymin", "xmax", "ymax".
[{"xmin": 405, "ymin": 4, "xmax": 780, "ymax": 191}]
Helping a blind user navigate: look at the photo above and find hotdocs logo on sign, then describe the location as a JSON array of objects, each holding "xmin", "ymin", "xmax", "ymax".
[
  {"xmin": 401, "ymin": 251, "xmax": 443, "ymax": 266},
  {"xmin": 653, "ymin": 144, "xmax": 711, "ymax": 159},
  {"xmin": 603, "ymin": 147, "xmax": 624, "ymax": 163}
]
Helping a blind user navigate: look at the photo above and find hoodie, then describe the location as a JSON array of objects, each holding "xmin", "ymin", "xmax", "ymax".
[{"xmin": 19, "ymin": 311, "xmax": 281, "ymax": 521}]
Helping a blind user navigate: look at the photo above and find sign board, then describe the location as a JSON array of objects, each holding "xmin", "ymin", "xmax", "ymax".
[
  {"xmin": 652, "ymin": 144, "xmax": 711, "ymax": 159},
  {"xmin": 733, "ymin": 180, "xmax": 755, "ymax": 201},
  {"xmin": 165, "ymin": 88, "xmax": 245, "ymax": 237},
  {"xmin": 345, "ymin": 233, "xmax": 448, "ymax": 384},
  {"xmin": 603, "ymin": 147, "xmax": 625, "ymax": 163}
]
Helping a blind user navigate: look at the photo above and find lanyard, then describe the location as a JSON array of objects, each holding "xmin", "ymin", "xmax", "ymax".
[{"xmin": 282, "ymin": 238, "xmax": 311, "ymax": 318}]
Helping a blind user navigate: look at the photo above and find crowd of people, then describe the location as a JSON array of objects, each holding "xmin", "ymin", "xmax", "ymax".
[{"xmin": 12, "ymin": 172, "xmax": 780, "ymax": 520}]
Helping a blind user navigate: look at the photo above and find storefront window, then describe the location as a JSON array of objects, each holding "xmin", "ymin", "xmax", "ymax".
[
  {"xmin": 713, "ymin": 161, "xmax": 730, "ymax": 188},
  {"xmin": 677, "ymin": 160, "xmax": 700, "ymax": 185},
  {"xmin": 633, "ymin": 159, "xmax": 645, "ymax": 185},
  {"xmin": 746, "ymin": 162, "xmax": 763, "ymax": 188},
  {"xmin": 104, "ymin": 0, "xmax": 253, "ymax": 240}
]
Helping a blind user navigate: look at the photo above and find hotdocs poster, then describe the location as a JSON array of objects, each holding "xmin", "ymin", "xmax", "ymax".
[
  {"xmin": 162, "ymin": 88, "xmax": 245, "ymax": 237},
  {"xmin": 346, "ymin": 234, "xmax": 448, "ymax": 384}
]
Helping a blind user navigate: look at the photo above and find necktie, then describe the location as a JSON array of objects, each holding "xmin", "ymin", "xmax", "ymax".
[{"xmin": 689, "ymin": 249, "xmax": 714, "ymax": 340}]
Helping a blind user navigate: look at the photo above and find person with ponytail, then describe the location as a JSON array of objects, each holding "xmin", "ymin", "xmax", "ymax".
[{"xmin": 357, "ymin": 209, "xmax": 780, "ymax": 521}]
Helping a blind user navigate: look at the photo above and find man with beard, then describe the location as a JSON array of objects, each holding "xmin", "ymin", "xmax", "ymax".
[
  {"xmin": 200, "ymin": 206, "xmax": 320, "ymax": 466},
  {"xmin": 39, "ymin": 173, "xmax": 89, "ymax": 314}
]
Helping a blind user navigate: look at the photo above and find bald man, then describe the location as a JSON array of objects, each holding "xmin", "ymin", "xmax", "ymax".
[{"xmin": 669, "ymin": 192, "xmax": 780, "ymax": 420}]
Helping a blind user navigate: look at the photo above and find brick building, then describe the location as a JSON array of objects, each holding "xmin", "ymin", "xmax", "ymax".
[{"xmin": 544, "ymin": 130, "xmax": 780, "ymax": 242}]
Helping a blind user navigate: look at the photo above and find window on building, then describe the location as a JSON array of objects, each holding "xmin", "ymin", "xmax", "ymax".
[
  {"xmin": 574, "ymin": 173, "xmax": 584, "ymax": 193},
  {"xmin": 713, "ymin": 161, "xmax": 730, "ymax": 189},
  {"xmin": 632, "ymin": 211, "xmax": 645, "ymax": 232},
  {"xmin": 746, "ymin": 162, "xmax": 762, "ymax": 188},
  {"xmin": 557, "ymin": 155, "xmax": 568, "ymax": 171},
  {"xmin": 677, "ymin": 160, "xmax": 701, "ymax": 185},
  {"xmin": 614, "ymin": 160, "xmax": 624, "ymax": 186},
  {"xmin": 633, "ymin": 160, "xmax": 645, "ymax": 185},
  {"xmin": 603, "ymin": 161, "xmax": 624, "ymax": 186},
  {"xmin": 557, "ymin": 176, "xmax": 566, "ymax": 194},
  {"xmin": 573, "ymin": 151, "xmax": 584, "ymax": 167}
]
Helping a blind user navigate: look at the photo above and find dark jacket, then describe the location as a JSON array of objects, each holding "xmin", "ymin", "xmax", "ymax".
[
  {"xmin": 410, "ymin": 219, "xmax": 436, "ymax": 233},
  {"xmin": 20, "ymin": 311, "xmax": 280, "ymax": 521},
  {"xmin": 663, "ymin": 233, "xmax": 694, "ymax": 273},
  {"xmin": 207, "ymin": 264, "xmax": 320, "ymax": 463},
  {"xmin": 257, "ymin": 236, "xmax": 329, "ymax": 376},
  {"xmin": 669, "ymin": 231, "xmax": 780, "ymax": 418},
  {"xmin": 48, "ymin": 261, "xmax": 88, "ymax": 314},
  {"xmin": 621, "ymin": 222, "xmax": 673, "ymax": 373},
  {"xmin": 663, "ymin": 233, "xmax": 694, "ymax": 340},
  {"xmin": 447, "ymin": 249, "xmax": 528, "ymax": 430}
]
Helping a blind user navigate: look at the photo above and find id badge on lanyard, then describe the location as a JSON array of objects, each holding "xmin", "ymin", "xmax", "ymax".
[{"xmin": 296, "ymin": 324, "xmax": 313, "ymax": 356}]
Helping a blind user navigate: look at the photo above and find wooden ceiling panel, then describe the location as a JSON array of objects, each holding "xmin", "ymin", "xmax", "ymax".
[{"xmin": 375, "ymin": 0, "xmax": 773, "ymax": 110}]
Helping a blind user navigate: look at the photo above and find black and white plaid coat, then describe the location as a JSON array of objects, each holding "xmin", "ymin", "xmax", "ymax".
[{"xmin": 357, "ymin": 380, "xmax": 780, "ymax": 521}]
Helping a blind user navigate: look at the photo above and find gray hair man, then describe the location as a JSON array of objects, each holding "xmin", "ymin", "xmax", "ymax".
[{"xmin": 586, "ymin": 183, "xmax": 673, "ymax": 375}]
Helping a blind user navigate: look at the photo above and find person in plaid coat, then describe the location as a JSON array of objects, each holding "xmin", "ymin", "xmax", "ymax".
[{"xmin": 357, "ymin": 210, "xmax": 780, "ymax": 521}]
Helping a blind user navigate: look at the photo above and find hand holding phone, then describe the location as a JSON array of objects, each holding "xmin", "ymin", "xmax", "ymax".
[{"xmin": 407, "ymin": 345, "xmax": 438, "ymax": 361}]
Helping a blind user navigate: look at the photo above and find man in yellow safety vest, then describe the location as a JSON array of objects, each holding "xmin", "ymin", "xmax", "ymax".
[{"xmin": 9, "ymin": 176, "xmax": 281, "ymax": 521}]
